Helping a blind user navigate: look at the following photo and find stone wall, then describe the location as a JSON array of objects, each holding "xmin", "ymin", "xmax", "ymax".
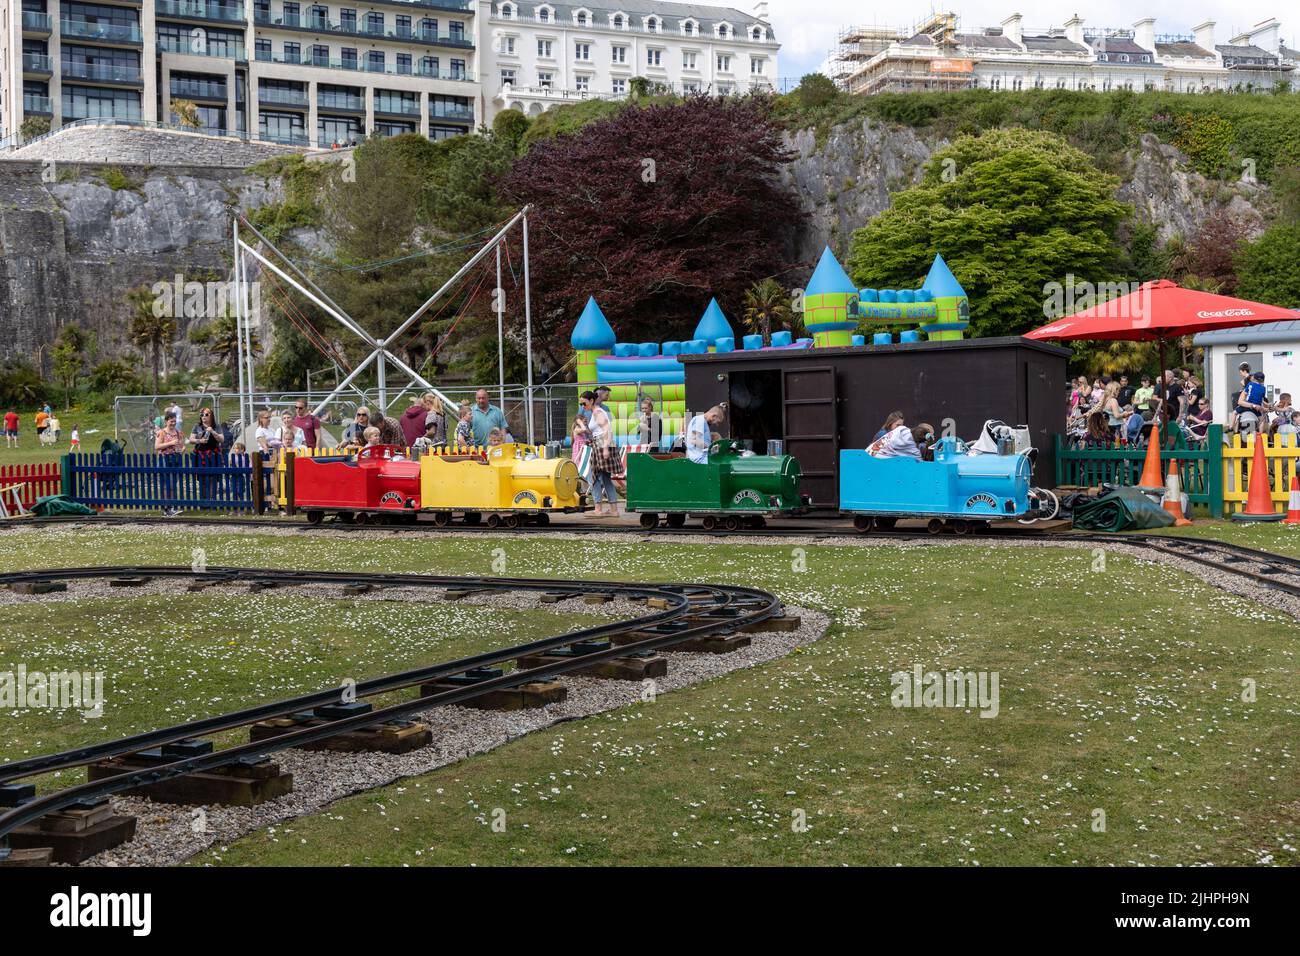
[{"xmin": 6, "ymin": 125, "xmax": 305, "ymax": 167}]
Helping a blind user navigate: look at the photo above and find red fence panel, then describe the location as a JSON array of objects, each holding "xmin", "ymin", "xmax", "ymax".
[{"xmin": 0, "ymin": 463, "xmax": 62, "ymax": 510}]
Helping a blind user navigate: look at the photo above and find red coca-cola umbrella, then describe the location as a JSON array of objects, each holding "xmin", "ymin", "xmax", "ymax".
[{"xmin": 1025, "ymin": 279, "xmax": 1299, "ymax": 400}]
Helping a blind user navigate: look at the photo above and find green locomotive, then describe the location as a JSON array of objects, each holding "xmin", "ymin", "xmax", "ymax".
[{"xmin": 625, "ymin": 440, "xmax": 809, "ymax": 530}]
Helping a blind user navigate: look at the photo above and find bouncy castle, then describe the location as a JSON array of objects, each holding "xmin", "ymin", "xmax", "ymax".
[{"xmin": 569, "ymin": 246, "xmax": 972, "ymax": 446}]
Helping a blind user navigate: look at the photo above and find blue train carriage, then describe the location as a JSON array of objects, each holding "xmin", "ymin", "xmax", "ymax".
[
  {"xmin": 625, "ymin": 439, "xmax": 809, "ymax": 530},
  {"xmin": 839, "ymin": 436, "xmax": 1052, "ymax": 534}
]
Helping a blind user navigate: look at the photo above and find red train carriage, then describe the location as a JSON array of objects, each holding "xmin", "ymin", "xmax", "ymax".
[{"xmin": 293, "ymin": 445, "xmax": 421, "ymax": 523}]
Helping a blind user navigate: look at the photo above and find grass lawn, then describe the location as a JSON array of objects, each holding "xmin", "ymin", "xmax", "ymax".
[
  {"xmin": 0, "ymin": 408, "xmax": 118, "ymax": 467},
  {"xmin": 1, "ymin": 525, "xmax": 1296, "ymax": 866}
]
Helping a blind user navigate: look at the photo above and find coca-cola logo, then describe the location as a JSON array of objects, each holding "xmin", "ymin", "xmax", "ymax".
[{"xmin": 1196, "ymin": 309, "xmax": 1256, "ymax": 318}]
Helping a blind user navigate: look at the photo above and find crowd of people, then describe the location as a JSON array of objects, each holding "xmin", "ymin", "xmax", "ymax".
[
  {"xmin": 2, "ymin": 404, "xmax": 81, "ymax": 451},
  {"xmin": 1066, "ymin": 364, "xmax": 1297, "ymax": 450}
]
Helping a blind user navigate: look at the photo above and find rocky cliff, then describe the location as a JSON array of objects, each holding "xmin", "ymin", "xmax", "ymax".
[
  {"xmin": 0, "ymin": 119, "xmax": 1273, "ymax": 376},
  {"xmin": 0, "ymin": 160, "xmax": 281, "ymax": 372}
]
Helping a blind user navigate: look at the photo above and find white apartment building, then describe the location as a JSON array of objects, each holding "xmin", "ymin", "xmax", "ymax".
[
  {"xmin": 833, "ymin": 12, "xmax": 1297, "ymax": 96},
  {"xmin": 1, "ymin": 0, "xmax": 776, "ymax": 146},
  {"xmin": 476, "ymin": 0, "xmax": 777, "ymax": 122}
]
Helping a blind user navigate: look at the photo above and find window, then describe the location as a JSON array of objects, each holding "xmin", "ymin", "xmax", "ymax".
[
  {"xmin": 717, "ymin": 23, "xmax": 732, "ymax": 39},
  {"xmin": 536, "ymin": 5, "xmax": 551, "ymax": 23},
  {"xmin": 500, "ymin": 3, "xmax": 515, "ymax": 20},
  {"xmin": 537, "ymin": 39, "xmax": 553, "ymax": 57},
  {"xmin": 611, "ymin": 45, "xmax": 627, "ymax": 64},
  {"xmin": 682, "ymin": 19, "xmax": 696, "ymax": 36},
  {"xmin": 574, "ymin": 9, "xmax": 589, "ymax": 26},
  {"xmin": 717, "ymin": 54, "xmax": 732, "ymax": 72},
  {"xmin": 421, "ymin": 55, "xmax": 439, "ymax": 75},
  {"xmin": 365, "ymin": 12, "xmax": 383, "ymax": 35},
  {"xmin": 62, "ymin": 84, "xmax": 141, "ymax": 121},
  {"xmin": 537, "ymin": 70, "xmax": 553, "ymax": 88},
  {"xmin": 309, "ymin": 5, "xmax": 328, "ymax": 28},
  {"xmin": 500, "ymin": 67, "xmax": 516, "ymax": 86},
  {"xmin": 283, "ymin": 41, "xmax": 300, "ymax": 63},
  {"xmin": 682, "ymin": 80, "xmax": 700, "ymax": 93},
  {"xmin": 450, "ymin": 20, "xmax": 465, "ymax": 41},
  {"xmin": 646, "ymin": 16, "xmax": 659, "ymax": 33},
  {"xmin": 450, "ymin": 58, "xmax": 465, "ymax": 79},
  {"xmin": 341, "ymin": 47, "xmax": 357, "ymax": 69},
  {"xmin": 750, "ymin": 57, "xmax": 764, "ymax": 74},
  {"xmin": 575, "ymin": 42, "xmax": 590, "ymax": 61},
  {"xmin": 503, "ymin": 36, "xmax": 515, "ymax": 54},
  {"xmin": 311, "ymin": 44, "xmax": 329, "ymax": 66},
  {"xmin": 612, "ymin": 13, "xmax": 624, "ymax": 29},
  {"xmin": 367, "ymin": 49, "xmax": 385, "ymax": 71},
  {"xmin": 283, "ymin": 2, "xmax": 299, "ymax": 27},
  {"xmin": 575, "ymin": 74, "xmax": 589, "ymax": 92},
  {"xmin": 396, "ymin": 53, "xmax": 411, "ymax": 74},
  {"xmin": 420, "ymin": 18, "xmax": 436, "ymax": 40},
  {"xmin": 611, "ymin": 77, "xmax": 626, "ymax": 95},
  {"xmin": 1012, "ymin": 77, "xmax": 1023, "ymax": 90},
  {"xmin": 750, "ymin": 26, "xmax": 765, "ymax": 42},
  {"xmin": 396, "ymin": 15, "xmax": 411, "ymax": 38},
  {"xmin": 646, "ymin": 48, "xmax": 661, "ymax": 67},
  {"xmin": 717, "ymin": 82, "xmax": 733, "ymax": 95},
  {"xmin": 682, "ymin": 51, "xmax": 696, "ymax": 69},
  {"xmin": 340, "ymin": 9, "xmax": 355, "ymax": 30},
  {"xmin": 429, "ymin": 124, "xmax": 465, "ymax": 141}
]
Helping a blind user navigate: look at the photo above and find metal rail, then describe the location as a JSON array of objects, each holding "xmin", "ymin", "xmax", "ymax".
[{"xmin": 0, "ymin": 566, "xmax": 780, "ymax": 840}]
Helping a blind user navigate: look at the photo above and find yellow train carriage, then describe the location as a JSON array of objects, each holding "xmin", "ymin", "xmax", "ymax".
[{"xmin": 419, "ymin": 443, "xmax": 585, "ymax": 527}]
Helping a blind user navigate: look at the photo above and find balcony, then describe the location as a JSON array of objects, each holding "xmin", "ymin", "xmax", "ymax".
[
  {"xmin": 171, "ymin": 79, "xmax": 228, "ymax": 99},
  {"xmin": 60, "ymin": 20, "xmax": 143, "ymax": 44},
  {"xmin": 64, "ymin": 106, "xmax": 144, "ymax": 122},
  {"xmin": 258, "ymin": 128, "xmax": 310, "ymax": 146},
  {"xmin": 430, "ymin": 104, "xmax": 474, "ymax": 121},
  {"xmin": 23, "ymin": 94, "xmax": 54, "ymax": 114},
  {"xmin": 155, "ymin": 0, "xmax": 247, "ymax": 24},
  {"xmin": 253, "ymin": 13, "xmax": 474, "ymax": 49},
  {"xmin": 23, "ymin": 53, "xmax": 53, "ymax": 74},
  {"xmin": 22, "ymin": 11, "xmax": 53, "ymax": 34},
  {"xmin": 254, "ymin": 50, "xmax": 475, "ymax": 82},
  {"xmin": 157, "ymin": 34, "xmax": 246, "ymax": 60},
  {"xmin": 259, "ymin": 87, "xmax": 310, "ymax": 107},
  {"xmin": 63, "ymin": 60, "xmax": 144, "ymax": 84},
  {"xmin": 316, "ymin": 131, "xmax": 366, "ymax": 147},
  {"xmin": 374, "ymin": 98, "xmax": 421, "ymax": 115},
  {"xmin": 318, "ymin": 93, "xmax": 366, "ymax": 111}
]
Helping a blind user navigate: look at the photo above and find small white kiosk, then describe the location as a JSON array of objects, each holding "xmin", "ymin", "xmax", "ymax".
[{"xmin": 1193, "ymin": 319, "xmax": 1300, "ymax": 423}]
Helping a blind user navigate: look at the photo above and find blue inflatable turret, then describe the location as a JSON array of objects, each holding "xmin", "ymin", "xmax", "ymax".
[{"xmin": 693, "ymin": 298, "xmax": 734, "ymax": 352}]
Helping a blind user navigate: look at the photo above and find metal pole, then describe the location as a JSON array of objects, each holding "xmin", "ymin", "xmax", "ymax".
[
  {"xmin": 386, "ymin": 206, "xmax": 530, "ymax": 346},
  {"xmin": 377, "ymin": 348, "xmax": 387, "ymax": 414},
  {"xmin": 238, "ymin": 241, "xmax": 378, "ymax": 347},
  {"xmin": 496, "ymin": 243, "xmax": 505, "ymax": 410},
  {"xmin": 233, "ymin": 219, "xmax": 247, "ymax": 438},
  {"xmin": 522, "ymin": 213, "xmax": 534, "ymax": 444},
  {"xmin": 241, "ymin": 247, "xmax": 256, "ymax": 429}
]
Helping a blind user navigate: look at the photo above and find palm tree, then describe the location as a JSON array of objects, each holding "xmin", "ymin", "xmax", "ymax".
[
  {"xmin": 742, "ymin": 278, "xmax": 793, "ymax": 340},
  {"xmin": 126, "ymin": 285, "xmax": 177, "ymax": 394},
  {"xmin": 191, "ymin": 312, "xmax": 260, "ymax": 386}
]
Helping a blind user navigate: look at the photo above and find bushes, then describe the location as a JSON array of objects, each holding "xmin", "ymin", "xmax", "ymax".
[{"xmin": 0, "ymin": 363, "xmax": 48, "ymax": 408}]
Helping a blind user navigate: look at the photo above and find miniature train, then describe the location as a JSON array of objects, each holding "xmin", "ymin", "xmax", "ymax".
[
  {"xmin": 624, "ymin": 436, "xmax": 1054, "ymax": 532},
  {"xmin": 292, "ymin": 444, "xmax": 585, "ymax": 527},
  {"xmin": 625, "ymin": 439, "xmax": 810, "ymax": 529}
]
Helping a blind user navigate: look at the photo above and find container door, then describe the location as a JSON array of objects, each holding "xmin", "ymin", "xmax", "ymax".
[
  {"xmin": 782, "ymin": 367, "xmax": 838, "ymax": 508},
  {"xmin": 1024, "ymin": 358, "xmax": 1056, "ymax": 488}
]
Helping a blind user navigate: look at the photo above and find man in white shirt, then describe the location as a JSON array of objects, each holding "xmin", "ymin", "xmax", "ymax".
[{"xmin": 686, "ymin": 406, "xmax": 726, "ymax": 463}]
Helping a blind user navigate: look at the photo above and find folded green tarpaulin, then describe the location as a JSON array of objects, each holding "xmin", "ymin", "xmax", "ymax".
[
  {"xmin": 32, "ymin": 495, "xmax": 98, "ymax": 517},
  {"xmin": 1071, "ymin": 486, "xmax": 1174, "ymax": 532}
]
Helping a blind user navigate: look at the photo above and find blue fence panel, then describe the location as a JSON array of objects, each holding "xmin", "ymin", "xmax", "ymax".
[{"xmin": 66, "ymin": 452, "xmax": 256, "ymax": 511}]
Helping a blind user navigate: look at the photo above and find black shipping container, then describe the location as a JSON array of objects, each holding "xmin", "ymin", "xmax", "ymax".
[{"xmin": 681, "ymin": 336, "xmax": 1070, "ymax": 508}]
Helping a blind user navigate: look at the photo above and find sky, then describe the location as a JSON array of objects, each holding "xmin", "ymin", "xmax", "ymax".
[{"xmin": 752, "ymin": 1, "xmax": 1295, "ymax": 81}]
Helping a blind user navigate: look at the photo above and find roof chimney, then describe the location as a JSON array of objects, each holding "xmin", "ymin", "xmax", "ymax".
[
  {"xmin": 1001, "ymin": 13, "xmax": 1023, "ymax": 45},
  {"xmin": 753, "ymin": 1, "xmax": 769, "ymax": 21},
  {"xmin": 1065, "ymin": 14, "xmax": 1084, "ymax": 46},
  {"xmin": 1193, "ymin": 20, "xmax": 1215, "ymax": 52},
  {"xmin": 1132, "ymin": 17, "xmax": 1156, "ymax": 53}
]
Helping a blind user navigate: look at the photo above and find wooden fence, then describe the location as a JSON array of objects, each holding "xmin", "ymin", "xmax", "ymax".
[
  {"xmin": 62, "ymin": 452, "xmax": 260, "ymax": 511},
  {"xmin": 1055, "ymin": 425, "xmax": 1300, "ymax": 518},
  {"xmin": 0, "ymin": 463, "xmax": 62, "ymax": 510}
]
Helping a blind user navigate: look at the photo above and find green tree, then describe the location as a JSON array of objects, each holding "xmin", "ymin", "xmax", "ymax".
[
  {"xmin": 170, "ymin": 98, "xmax": 202, "ymax": 128},
  {"xmin": 741, "ymin": 278, "xmax": 792, "ymax": 339},
  {"xmin": 1236, "ymin": 224, "xmax": 1300, "ymax": 307},
  {"xmin": 846, "ymin": 128, "xmax": 1130, "ymax": 337},
  {"xmin": 50, "ymin": 324, "xmax": 87, "ymax": 409},
  {"xmin": 190, "ymin": 312, "xmax": 260, "ymax": 386},
  {"xmin": 89, "ymin": 359, "xmax": 141, "ymax": 395},
  {"xmin": 794, "ymin": 73, "xmax": 839, "ymax": 110},
  {"xmin": 491, "ymin": 109, "xmax": 530, "ymax": 151},
  {"xmin": 125, "ymin": 285, "xmax": 178, "ymax": 394},
  {"xmin": 19, "ymin": 116, "xmax": 50, "ymax": 141}
]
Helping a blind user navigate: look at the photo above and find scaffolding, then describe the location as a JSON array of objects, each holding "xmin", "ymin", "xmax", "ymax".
[{"xmin": 830, "ymin": 11, "xmax": 968, "ymax": 95}]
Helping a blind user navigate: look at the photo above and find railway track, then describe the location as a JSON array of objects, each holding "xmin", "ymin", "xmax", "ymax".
[{"xmin": 0, "ymin": 566, "xmax": 782, "ymax": 847}]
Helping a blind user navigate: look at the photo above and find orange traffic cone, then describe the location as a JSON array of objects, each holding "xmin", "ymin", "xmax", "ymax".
[
  {"xmin": 1283, "ymin": 475, "xmax": 1300, "ymax": 526},
  {"xmin": 1232, "ymin": 432, "xmax": 1285, "ymax": 522},
  {"xmin": 1163, "ymin": 461, "xmax": 1191, "ymax": 526},
  {"xmin": 1137, "ymin": 422, "xmax": 1164, "ymax": 489}
]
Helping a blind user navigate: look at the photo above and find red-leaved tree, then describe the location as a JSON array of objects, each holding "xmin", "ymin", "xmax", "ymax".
[{"xmin": 501, "ymin": 95, "xmax": 798, "ymax": 362}]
